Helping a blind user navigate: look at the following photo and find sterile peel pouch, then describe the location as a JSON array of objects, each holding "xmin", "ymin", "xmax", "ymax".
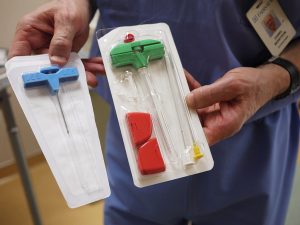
[
  {"xmin": 98, "ymin": 23, "xmax": 214, "ymax": 187},
  {"xmin": 5, "ymin": 53, "xmax": 110, "ymax": 208}
]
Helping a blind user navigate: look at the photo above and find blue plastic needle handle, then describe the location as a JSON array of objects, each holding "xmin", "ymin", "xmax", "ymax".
[{"xmin": 22, "ymin": 65, "xmax": 79, "ymax": 94}]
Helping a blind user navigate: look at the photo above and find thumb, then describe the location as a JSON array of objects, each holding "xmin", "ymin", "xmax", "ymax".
[
  {"xmin": 49, "ymin": 19, "xmax": 76, "ymax": 66},
  {"xmin": 186, "ymin": 77, "xmax": 238, "ymax": 109},
  {"xmin": 184, "ymin": 69, "xmax": 201, "ymax": 90}
]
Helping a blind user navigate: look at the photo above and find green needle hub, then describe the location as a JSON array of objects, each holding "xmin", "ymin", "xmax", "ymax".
[{"xmin": 110, "ymin": 39, "xmax": 165, "ymax": 69}]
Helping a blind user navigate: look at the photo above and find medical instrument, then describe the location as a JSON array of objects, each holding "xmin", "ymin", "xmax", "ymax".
[
  {"xmin": 110, "ymin": 39, "xmax": 178, "ymax": 162},
  {"xmin": 22, "ymin": 65, "xmax": 79, "ymax": 134},
  {"xmin": 98, "ymin": 23, "xmax": 214, "ymax": 187},
  {"xmin": 7, "ymin": 53, "xmax": 111, "ymax": 207}
]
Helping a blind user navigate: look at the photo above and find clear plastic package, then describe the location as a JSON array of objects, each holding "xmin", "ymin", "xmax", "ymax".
[
  {"xmin": 98, "ymin": 23, "xmax": 214, "ymax": 187},
  {"xmin": 5, "ymin": 53, "xmax": 110, "ymax": 208}
]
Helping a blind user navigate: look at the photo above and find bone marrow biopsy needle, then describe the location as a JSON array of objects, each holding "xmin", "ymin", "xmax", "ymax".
[
  {"xmin": 110, "ymin": 36, "xmax": 178, "ymax": 162},
  {"xmin": 22, "ymin": 65, "xmax": 79, "ymax": 134},
  {"xmin": 111, "ymin": 34, "xmax": 203, "ymax": 165}
]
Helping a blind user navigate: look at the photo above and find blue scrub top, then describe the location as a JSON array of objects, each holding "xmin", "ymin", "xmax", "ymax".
[{"xmin": 90, "ymin": 1, "xmax": 300, "ymax": 224}]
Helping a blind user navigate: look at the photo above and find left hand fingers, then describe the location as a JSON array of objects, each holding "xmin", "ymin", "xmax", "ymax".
[
  {"xmin": 184, "ymin": 69, "xmax": 201, "ymax": 90},
  {"xmin": 188, "ymin": 68, "xmax": 257, "ymax": 145},
  {"xmin": 186, "ymin": 76, "xmax": 241, "ymax": 109},
  {"xmin": 200, "ymin": 102, "xmax": 245, "ymax": 146}
]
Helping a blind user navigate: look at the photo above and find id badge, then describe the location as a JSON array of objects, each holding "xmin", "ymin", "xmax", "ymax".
[{"xmin": 246, "ymin": 0, "xmax": 296, "ymax": 56}]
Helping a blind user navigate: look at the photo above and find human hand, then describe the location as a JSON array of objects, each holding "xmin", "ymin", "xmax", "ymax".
[
  {"xmin": 185, "ymin": 66, "xmax": 290, "ymax": 146},
  {"xmin": 82, "ymin": 57, "xmax": 106, "ymax": 87},
  {"xmin": 9, "ymin": 0, "xmax": 103, "ymax": 87}
]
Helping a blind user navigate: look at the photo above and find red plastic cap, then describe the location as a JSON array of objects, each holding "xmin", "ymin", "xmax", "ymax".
[
  {"xmin": 124, "ymin": 33, "xmax": 135, "ymax": 43},
  {"xmin": 137, "ymin": 138, "xmax": 166, "ymax": 175},
  {"xmin": 126, "ymin": 112, "xmax": 152, "ymax": 147}
]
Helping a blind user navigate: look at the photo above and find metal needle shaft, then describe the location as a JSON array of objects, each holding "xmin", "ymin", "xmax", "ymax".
[{"xmin": 56, "ymin": 93, "xmax": 69, "ymax": 134}]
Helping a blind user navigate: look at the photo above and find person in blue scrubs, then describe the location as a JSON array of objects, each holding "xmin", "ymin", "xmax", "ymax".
[{"xmin": 9, "ymin": 1, "xmax": 300, "ymax": 224}]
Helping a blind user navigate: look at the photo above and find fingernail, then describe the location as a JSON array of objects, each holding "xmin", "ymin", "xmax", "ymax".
[
  {"xmin": 186, "ymin": 92, "xmax": 194, "ymax": 107},
  {"xmin": 50, "ymin": 55, "xmax": 67, "ymax": 66}
]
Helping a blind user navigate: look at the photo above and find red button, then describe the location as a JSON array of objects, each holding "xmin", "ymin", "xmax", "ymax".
[
  {"xmin": 137, "ymin": 138, "xmax": 166, "ymax": 175},
  {"xmin": 124, "ymin": 33, "xmax": 135, "ymax": 43}
]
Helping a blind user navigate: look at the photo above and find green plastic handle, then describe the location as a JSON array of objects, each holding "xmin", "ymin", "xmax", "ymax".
[{"xmin": 110, "ymin": 39, "xmax": 165, "ymax": 69}]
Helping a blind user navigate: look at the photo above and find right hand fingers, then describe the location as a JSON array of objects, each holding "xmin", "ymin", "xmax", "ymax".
[
  {"xmin": 48, "ymin": 2, "xmax": 90, "ymax": 66},
  {"xmin": 48, "ymin": 15, "xmax": 77, "ymax": 66},
  {"xmin": 82, "ymin": 57, "xmax": 106, "ymax": 88},
  {"xmin": 9, "ymin": 1, "xmax": 90, "ymax": 66},
  {"xmin": 9, "ymin": 11, "xmax": 52, "ymax": 59},
  {"xmin": 82, "ymin": 57, "xmax": 106, "ymax": 75},
  {"xmin": 86, "ymin": 71, "xmax": 99, "ymax": 88}
]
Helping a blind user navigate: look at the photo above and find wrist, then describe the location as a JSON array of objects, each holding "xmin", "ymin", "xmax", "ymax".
[
  {"xmin": 258, "ymin": 63, "xmax": 291, "ymax": 99},
  {"xmin": 62, "ymin": 0, "xmax": 92, "ymax": 17}
]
